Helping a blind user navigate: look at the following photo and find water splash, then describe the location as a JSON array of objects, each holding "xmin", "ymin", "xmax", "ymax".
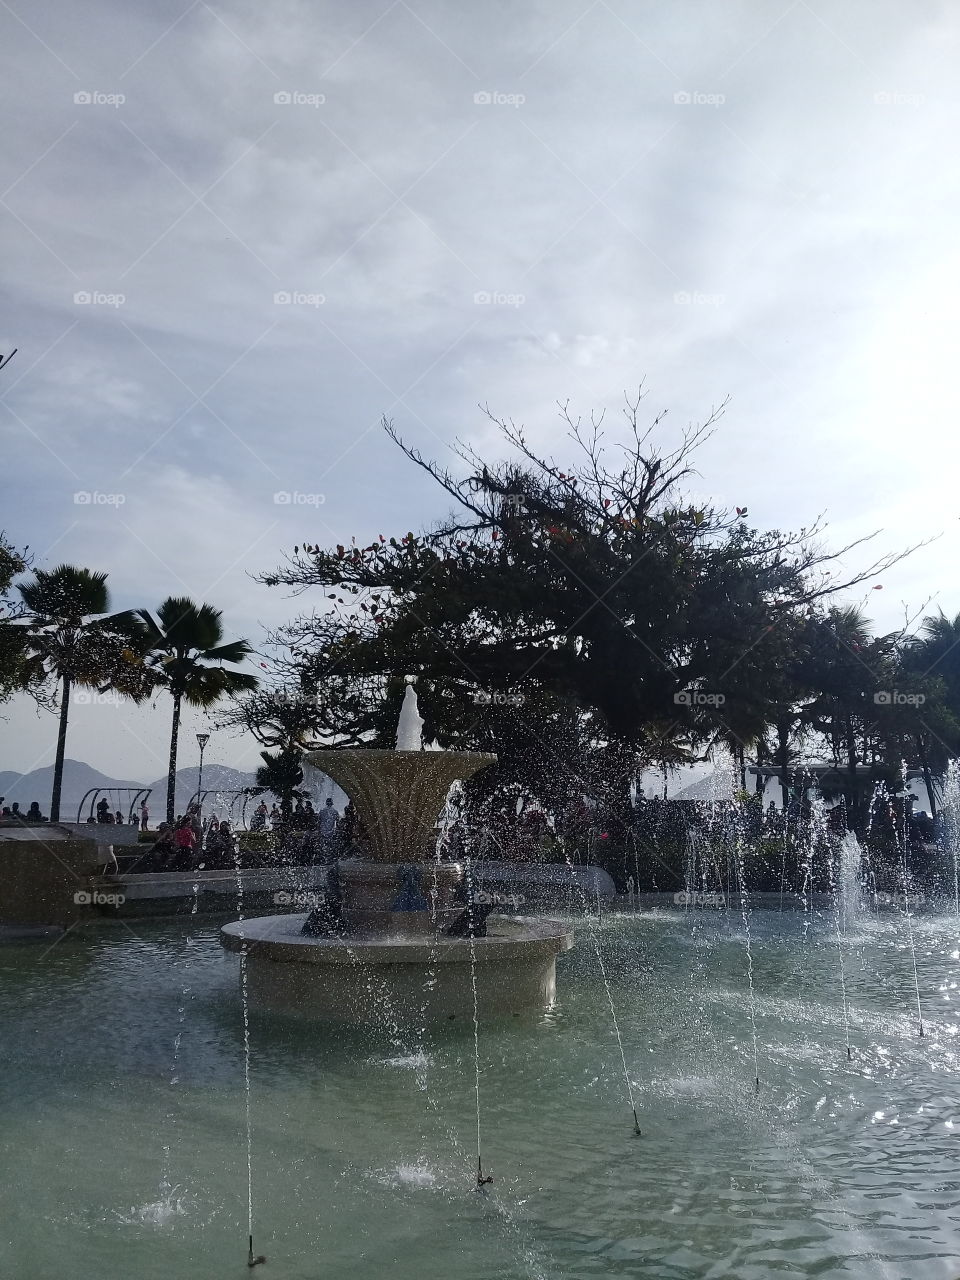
[
  {"xmin": 735, "ymin": 835, "xmax": 761, "ymax": 1091},
  {"xmin": 116, "ymin": 1183, "xmax": 192, "ymax": 1229},
  {"xmin": 892, "ymin": 790, "xmax": 926, "ymax": 1038},
  {"xmin": 564, "ymin": 850, "xmax": 642, "ymax": 1134},
  {"xmin": 231, "ymin": 846, "xmax": 257, "ymax": 1263},
  {"xmin": 942, "ymin": 761, "xmax": 960, "ymax": 918},
  {"xmin": 464, "ymin": 859, "xmax": 490, "ymax": 1187},
  {"xmin": 838, "ymin": 831, "xmax": 864, "ymax": 930},
  {"xmin": 158, "ymin": 979, "xmax": 190, "ymax": 1197},
  {"xmin": 395, "ymin": 677, "xmax": 424, "ymax": 750},
  {"xmin": 821, "ymin": 811, "xmax": 854, "ymax": 1062}
]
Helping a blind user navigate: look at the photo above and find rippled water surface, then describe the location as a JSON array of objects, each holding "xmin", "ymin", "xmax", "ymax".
[{"xmin": 2, "ymin": 907, "xmax": 960, "ymax": 1279}]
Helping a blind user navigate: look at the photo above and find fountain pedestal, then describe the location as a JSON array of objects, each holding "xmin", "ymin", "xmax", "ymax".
[
  {"xmin": 220, "ymin": 685, "xmax": 575, "ymax": 1022},
  {"xmin": 337, "ymin": 858, "xmax": 465, "ymax": 936},
  {"xmin": 220, "ymin": 913, "xmax": 574, "ymax": 1021}
]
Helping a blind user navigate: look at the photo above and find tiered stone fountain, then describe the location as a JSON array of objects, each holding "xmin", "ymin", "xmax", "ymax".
[{"xmin": 220, "ymin": 682, "xmax": 574, "ymax": 1021}]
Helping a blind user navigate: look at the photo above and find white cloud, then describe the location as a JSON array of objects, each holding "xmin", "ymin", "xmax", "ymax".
[{"xmin": 2, "ymin": 0, "xmax": 959, "ymax": 774}]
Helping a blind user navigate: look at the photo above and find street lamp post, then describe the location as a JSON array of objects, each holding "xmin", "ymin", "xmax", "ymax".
[{"xmin": 196, "ymin": 733, "xmax": 210, "ymax": 815}]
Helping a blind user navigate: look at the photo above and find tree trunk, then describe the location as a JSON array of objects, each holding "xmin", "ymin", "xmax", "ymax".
[
  {"xmin": 776, "ymin": 720, "xmax": 791, "ymax": 812},
  {"xmin": 50, "ymin": 672, "xmax": 71, "ymax": 823},
  {"xmin": 166, "ymin": 691, "xmax": 182, "ymax": 824},
  {"xmin": 754, "ymin": 740, "xmax": 766, "ymax": 795},
  {"xmin": 917, "ymin": 734, "xmax": 938, "ymax": 822},
  {"xmin": 736, "ymin": 742, "xmax": 747, "ymax": 792}
]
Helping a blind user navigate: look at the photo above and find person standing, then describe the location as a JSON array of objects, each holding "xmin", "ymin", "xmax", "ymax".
[
  {"xmin": 187, "ymin": 803, "xmax": 203, "ymax": 848},
  {"xmin": 218, "ymin": 820, "xmax": 236, "ymax": 863},
  {"xmin": 318, "ymin": 797, "xmax": 340, "ymax": 858},
  {"xmin": 139, "ymin": 800, "xmax": 149, "ymax": 832}
]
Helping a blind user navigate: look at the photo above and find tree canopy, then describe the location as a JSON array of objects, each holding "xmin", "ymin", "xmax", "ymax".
[{"xmin": 258, "ymin": 396, "xmax": 931, "ymax": 825}]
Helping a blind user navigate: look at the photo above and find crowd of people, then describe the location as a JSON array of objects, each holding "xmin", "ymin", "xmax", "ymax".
[
  {"xmin": 132, "ymin": 795, "xmax": 351, "ymax": 872},
  {"xmin": 138, "ymin": 804, "xmax": 242, "ymax": 871},
  {"xmin": 0, "ymin": 800, "xmax": 48, "ymax": 822},
  {"xmin": 247, "ymin": 795, "xmax": 350, "ymax": 840}
]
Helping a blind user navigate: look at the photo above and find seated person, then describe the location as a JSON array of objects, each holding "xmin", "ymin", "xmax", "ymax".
[
  {"xmin": 124, "ymin": 822, "xmax": 178, "ymax": 873},
  {"xmin": 171, "ymin": 817, "xmax": 197, "ymax": 869},
  {"xmin": 26, "ymin": 802, "xmax": 47, "ymax": 822}
]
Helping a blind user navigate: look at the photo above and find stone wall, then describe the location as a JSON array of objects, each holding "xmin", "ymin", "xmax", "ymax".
[{"xmin": 0, "ymin": 827, "xmax": 106, "ymax": 927}]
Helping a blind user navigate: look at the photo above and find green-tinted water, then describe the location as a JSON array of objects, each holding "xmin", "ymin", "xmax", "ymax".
[{"xmin": 1, "ymin": 908, "xmax": 959, "ymax": 1278}]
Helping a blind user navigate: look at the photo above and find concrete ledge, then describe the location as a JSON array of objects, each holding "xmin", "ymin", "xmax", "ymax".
[
  {"xmin": 87, "ymin": 865, "xmax": 333, "ymax": 913},
  {"xmin": 220, "ymin": 912, "xmax": 574, "ymax": 966},
  {"xmin": 59, "ymin": 822, "xmax": 144, "ymax": 847},
  {"xmin": 221, "ymin": 912, "xmax": 575, "ymax": 1021}
]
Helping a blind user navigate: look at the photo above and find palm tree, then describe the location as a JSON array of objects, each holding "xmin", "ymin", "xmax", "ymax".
[
  {"xmin": 18, "ymin": 565, "xmax": 149, "ymax": 821},
  {"xmin": 899, "ymin": 611, "xmax": 960, "ymax": 818},
  {"xmin": 255, "ymin": 746, "xmax": 305, "ymax": 821},
  {"xmin": 137, "ymin": 597, "xmax": 258, "ymax": 822}
]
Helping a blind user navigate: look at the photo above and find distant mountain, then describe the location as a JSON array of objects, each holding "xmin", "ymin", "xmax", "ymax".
[
  {"xmin": 0, "ymin": 759, "xmax": 258, "ymax": 821},
  {"xmin": 1, "ymin": 757, "xmax": 345, "ymax": 822},
  {"xmin": 145, "ymin": 764, "xmax": 260, "ymax": 821}
]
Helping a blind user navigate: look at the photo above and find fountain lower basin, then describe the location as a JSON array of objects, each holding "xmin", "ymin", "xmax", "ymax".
[{"xmin": 220, "ymin": 912, "xmax": 574, "ymax": 1021}]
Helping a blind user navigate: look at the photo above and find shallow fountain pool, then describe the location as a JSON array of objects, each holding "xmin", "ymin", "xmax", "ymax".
[{"xmin": 2, "ymin": 906, "xmax": 959, "ymax": 1279}]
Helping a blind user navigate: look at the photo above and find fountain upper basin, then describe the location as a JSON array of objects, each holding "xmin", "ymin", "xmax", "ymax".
[{"xmin": 220, "ymin": 912, "xmax": 574, "ymax": 1021}]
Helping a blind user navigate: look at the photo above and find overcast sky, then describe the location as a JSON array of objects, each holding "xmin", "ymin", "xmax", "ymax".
[{"xmin": 1, "ymin": 0, "xmax": 957, "ymax": 783}]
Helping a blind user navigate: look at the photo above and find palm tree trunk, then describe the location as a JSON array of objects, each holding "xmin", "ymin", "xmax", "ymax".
[
  {"xmin": 166, "ymin": 691, "xmax": 182, "ymax": 824},
  {"xmin": 50, "ymin": 672, "xmax": 71, "ymax": 823}
]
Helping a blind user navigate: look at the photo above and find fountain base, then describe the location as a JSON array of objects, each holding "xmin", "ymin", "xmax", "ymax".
[{"xmin": 220, "ymin": 912, "xmax": 574, "ymax": 1022}]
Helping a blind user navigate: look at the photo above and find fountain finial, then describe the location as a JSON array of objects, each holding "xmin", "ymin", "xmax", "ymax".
[{"xmin": 395, "ymin": 676, "xmax": 424, "ymax": 751}]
